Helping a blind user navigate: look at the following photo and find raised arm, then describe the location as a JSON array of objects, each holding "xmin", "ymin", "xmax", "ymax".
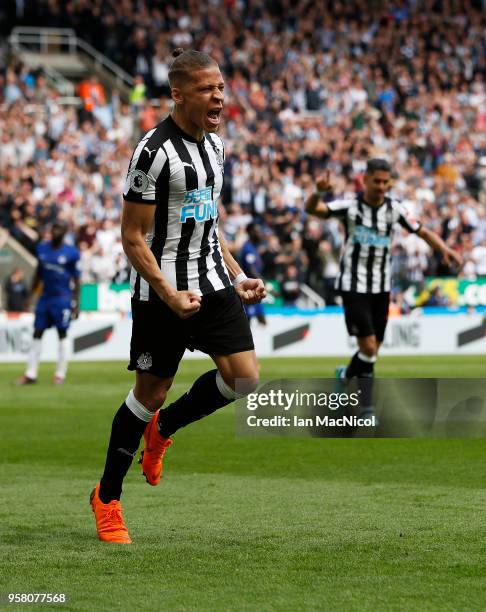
[{"xmin": 304, "ymin": 170, "xmax": 333, "ymax": 219}]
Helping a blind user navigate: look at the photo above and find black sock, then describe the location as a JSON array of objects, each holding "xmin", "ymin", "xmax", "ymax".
[
  {"xmin": 99, "ymin": 402, "xmax": 148, "ymax": 503},
  {"xmin": 345, "ymin": 351, "xmax": 374, "ymax": 378},
  {"xmin": 345, "ymin": 352, "xmax": 375, "ymax": 409},
  {"xmin": 157, "ymin": 369, "xmax": 232, "ymax": 438},
  {"xmin": 358, "ymin": 373, "xmax": 374, "ymax": 411}
]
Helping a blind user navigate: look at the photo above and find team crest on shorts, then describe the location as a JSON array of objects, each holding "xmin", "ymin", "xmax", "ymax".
[
  {"xmin": 128, "ymin": 169, "xmax": 149, "ymax": 193},
  {"xmin": 137, "ymin": 352, "xmax": 152, "ymax": 371}
]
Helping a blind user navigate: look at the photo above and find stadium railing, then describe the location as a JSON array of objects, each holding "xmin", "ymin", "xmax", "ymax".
[{"xmin": 8, "ymin": 27, "xmax": 134, "ymax": 95}]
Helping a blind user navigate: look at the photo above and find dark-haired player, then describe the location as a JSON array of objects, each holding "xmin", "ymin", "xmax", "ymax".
[
  {"xmin": 305, "ymin": 159, "xmax": 461, "ymax": 418},
  {"xmin": 90, "ymin": 49, "xmax": 266, "ymax": 543},
  {"xmin": 240, "ymin": 223, "xmax": 267, "ymax": 325},
  {"xmin": 16, "ymin": 220, "xmax": 80, "ymax": 385}
]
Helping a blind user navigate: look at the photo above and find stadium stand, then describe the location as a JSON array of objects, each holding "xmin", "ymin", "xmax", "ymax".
[{"xmin": 0, "ymin": 0, "xmax": 485, "ymax": 309}]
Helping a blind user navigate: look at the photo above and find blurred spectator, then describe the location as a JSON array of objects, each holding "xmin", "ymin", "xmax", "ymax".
[
  {"xmin": 78, "ymin": 75, "xmax": 106, "ymax": 112},
  {"xmin": 424, "ymin": 286, "xmax": 451, "ymax": 307},
  {"xmin": 471, "ymin": 239, "xmax": 486, "ymax": 276},
  {"xmin": 261, "ymin": 233, "xmax": 292, "ymax": 280},
  {"xmin": 139, "ymin": 101, "xmax": 158, "ymax": 133},
  {"xmin": 320, "ymin": 240, "xmax": 340, "ymax": 306},
  {"xmin": 264, "ymin": 195, "xmax": 298, "ymax": 242},
  {"xmin": 1, "ymin": 0, "xmax": 485, "ymax": 309},
  {"xmin": 389, "ymin": 289, "xmax": 412, "ymax": 317},
  {"xmin": 4, "ymin": 267, "xmax": 29, "ymax": 312},
  {"xmin": 280, "ymin": 265, "xmax": 302, "ymax": 305},
  {"xmin": 129, "ymin": 74, "xmax": 147, "ymax": 109}
]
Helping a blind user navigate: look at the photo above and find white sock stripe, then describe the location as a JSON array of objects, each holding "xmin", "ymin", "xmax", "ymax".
[
  {"xmin": 357, "ymin": 352, "xmax": 377, "ymax": 364},
  {"xmin": 125, "ymin": 389, "xmax": 153, "ymax": 422},
  {"xmin": 215, "ymin": 371, "xmax": 250, "ymax": 400},
  {"xmin": 215, "ymin": 371, "xmax": 237, "ymax": 400}
]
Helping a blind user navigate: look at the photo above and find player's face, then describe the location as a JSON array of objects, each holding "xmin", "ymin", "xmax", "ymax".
[
  {"xmin": 364, "ymin": 170, "xmax": 391, "ymax": 201},
  {"xmin": 179, "ymin": 66, "xmax": 225, "ymax": 133},
  {"xmin": 51, "ymin": 225, "xmax": 67, "ymax": 243}
]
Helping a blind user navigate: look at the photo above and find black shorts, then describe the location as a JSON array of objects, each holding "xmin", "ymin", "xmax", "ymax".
[
  {"xmin": 128, "ymin": 287, "xmax": 254, "ymax": 378},
  {"xmin": 340, "ymin": 291, "xmax": 390, "ymax": 342}
]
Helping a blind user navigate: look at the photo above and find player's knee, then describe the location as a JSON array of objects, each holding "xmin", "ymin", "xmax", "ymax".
[
  {"xmin": 242, "ymin": 375, "xmax": 260, "ymax": 395},
  {"xmin": 135, "ymin": 389, "xmax": 167, "ymax": 412},
  {"xmin": 152, "ymin": 388, "xmax": 169, "ymax": 410},
  {"xmin": 33, "ymin": 329, "xmax": 44, "ymax": 340},
  {"xmin": 134, "ymin": 377, "xmax": 173, "ymax": 412},
  {"xmin": 360, "ymin": 339, "xmax": 377, "ymax": 357},
  {"xmin": 58, "ymin": 329, "xmax": 67, "ymax": 340},
  {"xmin": 245, "ymin": 367, "xmax": 260, "ymax": 394}
]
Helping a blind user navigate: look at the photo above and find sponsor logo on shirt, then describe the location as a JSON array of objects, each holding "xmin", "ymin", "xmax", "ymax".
[
  {"xmin": 352, "ymin": 225, "xmax": 391, "ymax": 248},
  {"xmin": 180, "ymin": 187, "xmax": 217, "ymax": 223},
  {"xmin": 44, "ymin": 263, "xmax": 68, "ymax": 274}
]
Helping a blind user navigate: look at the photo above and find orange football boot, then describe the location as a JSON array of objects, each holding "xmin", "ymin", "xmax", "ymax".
[
  {"xmin": 89, "ymin": 483, "xmax": 132, "ymax": 544},
  {"xmin": 140, "ymin": 410, "xmax": 173, "ymax": 486}
]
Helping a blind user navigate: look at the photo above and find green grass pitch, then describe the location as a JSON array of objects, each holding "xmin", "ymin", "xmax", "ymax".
[{"xmin": 1, "ymin": 356, "xmax": 486, "ymax": 611}]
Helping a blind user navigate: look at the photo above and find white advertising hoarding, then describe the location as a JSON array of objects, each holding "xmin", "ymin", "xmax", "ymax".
[{"xmin": 0, "ymin": 312, "xmax": 484, "ymax": 362}]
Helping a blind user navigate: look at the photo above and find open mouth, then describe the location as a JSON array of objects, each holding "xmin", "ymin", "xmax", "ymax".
[{"xmin": 206, "ymin": 108, "xmax": 222, "ymax": 126}]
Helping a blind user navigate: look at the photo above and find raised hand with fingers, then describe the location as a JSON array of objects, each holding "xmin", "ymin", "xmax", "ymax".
[
  {"xmin": 315, "ymin": 169, "xmax": 332, "ymax": 194},
  {"xmin": 442, "ymin": 247, "xmax": 462, "ymax": 270}
]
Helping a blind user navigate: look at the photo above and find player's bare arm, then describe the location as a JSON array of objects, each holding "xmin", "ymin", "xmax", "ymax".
[
  {"xmin": 219, "ymin": 230, "xmax": 266, "ymax": 305},
  {"xmin": 305, "ymin": 170, "xmax": 333, "ymax": 219},
  {"xmin": 122, "ymin": 200, "xmax": 201, "ymax": 318},
  {"xmin": 417, "ymin": 226, "xmax": 462, "ymax": 269}
]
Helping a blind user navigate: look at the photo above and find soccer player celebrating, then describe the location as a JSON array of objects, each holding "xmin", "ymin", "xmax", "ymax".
[
  {"xmin": 305, "ymin": 159, "xmax": 461, "ymax": 418},
  {"xmin": 16, "ymin": 220, "xmax": 80, "ymax": 385},
  {"xmin": 90, "ymin": 49, "xmax": 266, "ymax": 544}
]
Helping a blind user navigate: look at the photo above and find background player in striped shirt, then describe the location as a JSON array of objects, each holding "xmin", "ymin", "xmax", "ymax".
[
  {"xmin": 305, "ymin": 159, "xmax": 462, "ymax": 419},
  {"xmin": 90, "ymin": 49, "xmax": 266, "ymax": 543}
]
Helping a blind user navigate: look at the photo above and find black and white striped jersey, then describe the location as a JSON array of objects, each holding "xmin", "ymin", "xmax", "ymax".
[
  {"xmin": 327, "ymin": 195, "xmax": 421, "ymax": 294},
  {"xmin": 123, "ymin": 115, "xmax": 232, "ymax": 301}
]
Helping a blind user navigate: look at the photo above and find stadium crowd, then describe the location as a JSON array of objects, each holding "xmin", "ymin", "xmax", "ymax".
[{"xmin": 1, "ymin": 0, "xmax": 486, "ymax": 308}]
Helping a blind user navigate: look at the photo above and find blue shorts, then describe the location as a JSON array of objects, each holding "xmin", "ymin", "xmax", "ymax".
[
  {"xmin": 244, "ymin": 303, "xmax": 265, "ymax": 319},
  {"xmin": 34, "ymin": 296, "xmax": 72, "ymax": 331}
]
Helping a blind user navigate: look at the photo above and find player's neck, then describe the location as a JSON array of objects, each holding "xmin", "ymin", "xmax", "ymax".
[
  {"xmin": 362, "ymin": 193, "xmax": 385, "ymax": 207},
  {"xmin": 171, "ymin": 109, "xmax": 204, "ymax": 142}
]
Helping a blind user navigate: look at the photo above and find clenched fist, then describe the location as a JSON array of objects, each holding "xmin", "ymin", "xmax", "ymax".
[
  {"xmin": 235, "ymin": 278, "xmax": 267, "ymax": 305},
  {"xmin": 165, "ymin": 290, "xmax": 202, "ymax": 319}
]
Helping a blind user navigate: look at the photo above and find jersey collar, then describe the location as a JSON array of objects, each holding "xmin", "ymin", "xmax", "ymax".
[
  {"xmin": 360, "ymin": 193, "xmax": 388, "ymax": 209},
  {"xmin": 167, "ymin": 114, "xmax": 205, "ymax": 144}
]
